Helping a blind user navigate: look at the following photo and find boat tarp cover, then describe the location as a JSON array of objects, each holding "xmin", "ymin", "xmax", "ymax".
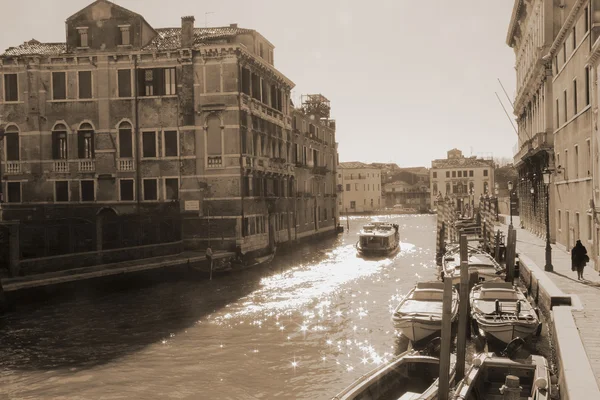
[{"xmin": 397, "ymin": 300, "xmax": 444, "ymax": 315}]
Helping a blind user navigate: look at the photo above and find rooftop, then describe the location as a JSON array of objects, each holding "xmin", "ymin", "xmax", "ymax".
[
  {"xmin": 2, "ymin": 26, "xmax": 255, "ymax": 57},
  {"xmin": 339, "ymin": 162, "xmax": 379, "ymax": 169},
  {"xmin": 431, "ymin": 157, "xmax": 494, "ymax": 169}
]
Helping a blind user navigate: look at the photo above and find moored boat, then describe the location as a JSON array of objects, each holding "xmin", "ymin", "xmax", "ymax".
[
  {"xmin": 356, "ymin": 222, "xmax": 400, "ymax": 257},
  {"xmin": 442, "ymin": 248, "xmax": 504, "ymax": 285},
  {"xmin": 332, "ymin": 347, "xmax": 456, "ymax": 400},
  {"xmin": 392, "ymin": 281, "xmax": 459, "ymax": 343},
  {"xmin": 470, "ymin": 282, "xmax": 540, "ymax": 345},
  {"xmin": 452, "ymin": 352, "xmax": 552, "ymax": 400}
]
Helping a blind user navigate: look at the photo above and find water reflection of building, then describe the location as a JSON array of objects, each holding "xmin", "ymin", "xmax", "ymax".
[
  {"xmin": 337, "ymin": 162, "xmax": 382, "ymax": 213},
  {"xmin": 0, "ymin": 0, "xmax": 339, "ymax": 255},
  {"xmin": 430, "ymin": 149, "xmax": 495, "ymax": 213}
]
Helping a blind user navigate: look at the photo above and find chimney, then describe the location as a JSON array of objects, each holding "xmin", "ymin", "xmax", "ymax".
[
  {"xmin": 181, "ymin": 16, "xmax": 195, "ymax": 48},
  {"xmin": 230, "ymin": 23, "xmax": 238, "ymax": 28}
]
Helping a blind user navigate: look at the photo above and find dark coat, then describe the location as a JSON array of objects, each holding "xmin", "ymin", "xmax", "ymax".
[{"xmin": 571, "ymin": 242, "xmax": 588, "ymax": 270}]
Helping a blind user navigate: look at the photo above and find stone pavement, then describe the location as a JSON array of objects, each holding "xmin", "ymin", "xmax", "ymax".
[{"xmin": 497, "ymin": 216, "xmax": 600, "ymax": 388}]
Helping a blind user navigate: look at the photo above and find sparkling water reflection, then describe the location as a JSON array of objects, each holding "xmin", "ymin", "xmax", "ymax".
[{"xmin": 0, "ymin": 214, "xmax": 440, "ymax": 400}]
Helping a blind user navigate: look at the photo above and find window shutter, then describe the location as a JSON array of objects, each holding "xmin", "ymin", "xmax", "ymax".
[
  {"xmin": 52, "ymin": 131, "xmax": 59, "ymax": 159},
  {"xmin": 154, "ymin": 68, "xmax": 165, "ymax": 95},
  {"xmin": 137, "ymin": 68, "xmax": 145, "ymax": 96},
  {"xmin": 77, "ymin": 132, "xmax": 85, "ymax": 159}
]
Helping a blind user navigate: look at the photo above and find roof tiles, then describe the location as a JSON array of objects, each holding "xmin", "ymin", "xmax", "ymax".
[{"xmin": 2, "ymin": 40, "xmax": 66, "ymax": 57}]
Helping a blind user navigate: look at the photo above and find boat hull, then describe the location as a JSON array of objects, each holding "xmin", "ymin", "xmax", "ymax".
[
  {"xmin": 475, "ymin": 319, "xmax": 539, "ymax": 344},
  {"xmin": 393, "ymin": 317, "xmax": 455, "ymax": 343},
  {"xmin": 356, "ymin": 243, "xmax": 400, "ymax": 257}
]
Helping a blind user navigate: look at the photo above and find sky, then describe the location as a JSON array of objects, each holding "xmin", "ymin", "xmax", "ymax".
[{"xmin": 0, "ymin": 0, "xmax": 518, "ymax": 168}]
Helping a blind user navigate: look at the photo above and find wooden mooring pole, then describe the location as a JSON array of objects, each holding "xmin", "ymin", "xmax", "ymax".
[
  {"xmin": 456, "ymin": 235, "xmax": 470, "ymax": 381},
  {"xmin": 505, "ymin": 227, "xmax": 517, "ymax": 284},
  {"xmin": 494, "ymin": 230, "xmax": 501, "ymax": 262},
  {"xmin": 438, "ymin": 276, "xmax": 454, "ymax": 400},
  {"xmin": 345, "ymin": 208, "xmax": 349, "ymax": 231}
]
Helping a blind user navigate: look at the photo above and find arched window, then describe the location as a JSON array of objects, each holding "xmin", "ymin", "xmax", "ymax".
[
  {"xmin": 469, "ymin": 182, "xmax": 474, "ymax": 193},
  {"xmin": 4, "ymin": 124, "xmax": 19, "ymax": 161},
  {"xmin": 206, "ymin": 115, "xmax": 222, "ymax": 155},
  {"xmin": 78, "ymin": 122, "xmax": 94, "ymax": 159},
  {"xmin": 446, "ymin": 182, "xmax": 451, "ymax": 194},
  {"xmin": 52, "ymin": 123, "xmax": 68, "ymax": 160},
  {"xmin": 433, "ymin": 183, "xmax": 438, "ymax": 194},
  {"xmin": 118, "ymin": 121, "xmax": 133, "ymax": 158}
]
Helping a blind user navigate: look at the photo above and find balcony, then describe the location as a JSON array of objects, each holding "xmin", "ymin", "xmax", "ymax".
[
  {"xmin": 5, "ymin": 161, "xmax": 20, "ymax": 174},
  {"xmin": 79, "ymin": 159, "xmax": 95, "ymax": 172},
  {"xmin": 313, "ymin": 166, "xmax": 328, "ymax": 175},
  {"xmin": 53, "ymin": 160, "xmax": 69, "ymax": 173},
  {"xmin": 207, "ymin": 156, "xmax": 223, "ymax": 169},
  {"xmin": 118, "ymin": 159, "xmax": 135, "ymax": 171},
  {"xmin": 513, "ymin": 131, "xmax": 553, "ymax": 166}
]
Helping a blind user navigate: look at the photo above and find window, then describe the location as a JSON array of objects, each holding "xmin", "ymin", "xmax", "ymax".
[
  {"xmin": 78, "ymin": 27, "xmax": 88, "ymax": 48},
  {"xmin": 574, "ymin": 145, "xmax": 579, "ymax": 178},
  {"xmin": 7, "ymin": 182, "xmax": 20, "ymax": 203},
  {"xmin": 5, "ymin": 125, "xmax": 19, "ymax": 161},
  {"xmin": 564, "ymin": 150, "xmax": 569, "ymax": 180},
  {"xmin": 588, "ymin": 214, "xmax": 593, "ymax": 241},
  {"xmin": 259, "ymin": 42, "xmax": 264, "ymax": 58},
  {"xmin": 119, "ymin": 25, "xmax": 131, "ymax": 46},
  {"xmin": 558, "ymin": 210, "xmax": 562, "ymax": 230},
  {"xmin": 355, "ymin": 183, "xmax": 359, "ymax": 191},
  {"xmin": 563, "ymin": 90, "xmax": 567, "ymax": 120},
  {"xmin": 120, "ymin": 179, "xmax": 134, "ymax": 201},
  {"xmin": 556, "ymin": 98, "xmax": 560, "ymax": 126},
  {"xmin": 164, "ymin": 131, "xmax": 178, "ymax": 157},
  {"xmin": 346, "ymin": 183, "xmax": 350, "ymax": 191},
  {"xmin": 433, "ymin": 183, "xmax": 438, "ymax": 194},
  {"xmin": 80, "ymin": 180, "xmax": 95, "ymax": 202},
  {"xmin": 55, "ymin": 181, "xmax": 69, "ymax": 202},
  {"xmin": 142, "ymin": 131, "xmax": 157, "ymax": 157},
  {"xmin": 165, "ymin": 178, "xmax": 179, "ymax": 200},
  {"xmin": 432, "ymin": 172, "xmax": 437, "ymax": 179},
  {"xmin": 452, "ymin": 171, "xmax": 456, "ymax": 177},
  {"xmin": 585, "ymin": 7, "xmax": 589, "ymax": 32},
  {"xmin": 138, "ymin": 67, "xmax": 176, "ymax": 96},
  {"xmin": 118, "ymin": 121, "xmax": 133, "ymax": 157},
  {"xmin": 52, "ymin": 72, "xmax": 66, "ymax": 100},
  {"xmin": 483, "ymin": 169, "xmax": 488, "ymax": 177},
  {"xmin": 563, "ymin": 42, "xmax": 566, "ymax": 63},
  {"xmin": 118, "ymin": 69, "xmax": 131, "ymax": 97},
  {"xmin": 78, "ymin": 123, "xmax": 94, "ymax": 159},
  {"xmin": 143, "ymin": 179, "xmax": 158, "ymax": 200},
  {"xmin": 469, "ymin": 170, "xmax": 474, "ymax": 177},
  {"xmin": 78, "ymin": 71, "xmax": 92, "ymax": 99},
  {"xmin": 585, "ymin": 67, "xmax": 590, "ymax": 106},
  {"xmin": 572, "ymin": 27, "xmax": 576, "ymax": 49},
  {"xmin": 573, "ymin": 79, "xmax": 578, "ymax": 114},
  {"xmin": 3, "ymin": 73, "xmax": 18, "ymax": 102},
  {"xmin": 446, "ymin": 171, "xmax": 450, "ymax": 178},
  {"xmin": 52, "ymin": 123, "xmax": 68, "ymax": 159},
  {"xmin": 207, "ymin": 116, "xmax": 222, "ymax": 156}
]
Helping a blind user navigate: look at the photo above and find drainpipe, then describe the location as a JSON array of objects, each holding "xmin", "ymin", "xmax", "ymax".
[{"xmin": 134, "ymin": 57, "xmax": 141, "ymax": 214}]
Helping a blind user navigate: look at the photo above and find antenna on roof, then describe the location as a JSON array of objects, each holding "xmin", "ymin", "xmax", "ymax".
[{"xmin": 205, "ymin": 12, "xmax": 215, "ymax": 28}]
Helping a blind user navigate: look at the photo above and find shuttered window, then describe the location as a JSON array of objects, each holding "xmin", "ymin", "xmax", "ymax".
[
  {"xmin": 52, "ymin": 72, "xmax": 66, "ymax": 100},
  {"xmin": 3, "ymin": 74, "xmax": 18, "ymax": 101},
  {"xmin": 118, "ymin": 69, "xmax": 131, "ymax": 97},
  {"xmin": 78, "ymin": 71, "xmax": 92, "ymax": 99}
]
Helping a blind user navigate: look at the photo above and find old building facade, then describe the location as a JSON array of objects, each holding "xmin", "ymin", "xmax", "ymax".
[
  {"xmin": 507, "ymin": 0, "xmax": 556, "ymax": 239},
  {"xmin": 0, "ymin": 0, "xmax": 338, "ymax": 254},
  {"xmin": 430, "ymin": 149, "xmax": 495, "ymax": 213},
  {"xmin": 382, "ymin": 180, "xmax": 430, "ymax": 212},
  {"xmin": 337, "ymin": 162, "xmax": 382, "ymax": 213},
  {"xmin": 547, "ymin": 1, "xmax": 594, "ymax": 254}
]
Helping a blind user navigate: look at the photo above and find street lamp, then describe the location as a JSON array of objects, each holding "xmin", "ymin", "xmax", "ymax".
[
  {"xmin": 542, "ymin": 168, "xmax": 553, "ymax": 272},
  {"xmin": 508, "ymin": 181, "xmax": 514, "ymax": 229},
  {"xmin": 494, "ymin": 184, "xmax": 499, "ymax": 221}
]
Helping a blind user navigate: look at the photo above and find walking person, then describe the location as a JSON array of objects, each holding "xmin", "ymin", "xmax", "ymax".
[
  {"xmin": 206, "ymin": 245, "xmax": 213, "ymax": 279},
  {"xmin": 571, "ymin": 240, "xmax": 589, "ymax": 280}
]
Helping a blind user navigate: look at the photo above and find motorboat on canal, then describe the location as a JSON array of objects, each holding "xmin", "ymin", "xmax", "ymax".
[
  {"xmin": 356, "ymin": 222, "xmax": 400, "ymax": 257},
  {"xmin": 191, "ymin": 247, "xmax": 276, "ymax": 276},
  {"xmin": 452, "ymin": 351, "xmax": 552, "ymax": 400},
  {"xmin": 470, "ymin": 282, "xmax": 540, "ymax": 345},
  {"xmin": 441, "ymin": 248, "xmax": 504, "ymax": 285},
  {"xmin": 332, "ymin": 344, "xmax": 456, "ymax": 400},
  {"xmin": 392, "ymin": 281, "xmax": 459, "ymax": 343}
]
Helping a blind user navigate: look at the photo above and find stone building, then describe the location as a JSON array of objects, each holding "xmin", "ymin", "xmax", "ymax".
[
  {"xmin": 506, "ymin": 0, "xmax": 556, "ymax": 239},
  {"xmin": 545, "ymin": 1, "xmax": 594, "ymax": 253},
  {"xmin": 0, "ymin": 0, "xmax": 338, "ymax": 254},
  {"xmin": 382, "ymin": 180, "xmax": 430, "ymax": 212},
  {"xmin": 337, "ymin": 162, "xmax": 382, "ymax": 213},
  {"xmin": 430, "ymin": 149, "xmax": 495, "ymax": 213}
]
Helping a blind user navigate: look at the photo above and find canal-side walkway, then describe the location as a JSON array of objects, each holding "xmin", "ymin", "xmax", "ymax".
[
  {"xmin": 498, "ymin": 216, "xmax": 600, "ymax": 390},
  {"xmin": 1, "ymin": 250, "xmax": 234, "ymax": 292}
]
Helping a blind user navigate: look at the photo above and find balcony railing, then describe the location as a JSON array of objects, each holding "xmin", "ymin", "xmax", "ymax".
[
  {"xmin": 5, "ymin": 161, "xmax": 20, "ymax": 174},
  {"xmin": 118, "ymin": 159, "xmax": 135, "ymax": 171},
  {"xmin": 313, "ymin": 166, "xmax": 328, "ymax": 175},
  {"xmin": 207, "ymin": 156, "xmax": 223, "ymax": 168},
  {"xmin": 53, "ymin": 160, "xmax": 69, "ymax": 173},
  {"xmin": 79, "ymin": 159, "xmax": 95, "ymax": 172}
]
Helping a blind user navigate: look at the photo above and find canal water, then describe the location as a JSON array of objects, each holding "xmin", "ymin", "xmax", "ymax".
[{"xmin": 0, "ymin": 214, "xmax": 550, "ymax": 399}]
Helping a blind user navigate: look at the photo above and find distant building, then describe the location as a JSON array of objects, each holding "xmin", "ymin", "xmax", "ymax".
[
  {"xmin": 430, "ymin": 149, "xmax": 495, "ymax": 212},
  {"xmin": 383, "ymin": 180, "xmax": 430, "ymax": 212},
  {"xmin": 337, "ymin": 162, "xmax": 382, "ymax": 213}
]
